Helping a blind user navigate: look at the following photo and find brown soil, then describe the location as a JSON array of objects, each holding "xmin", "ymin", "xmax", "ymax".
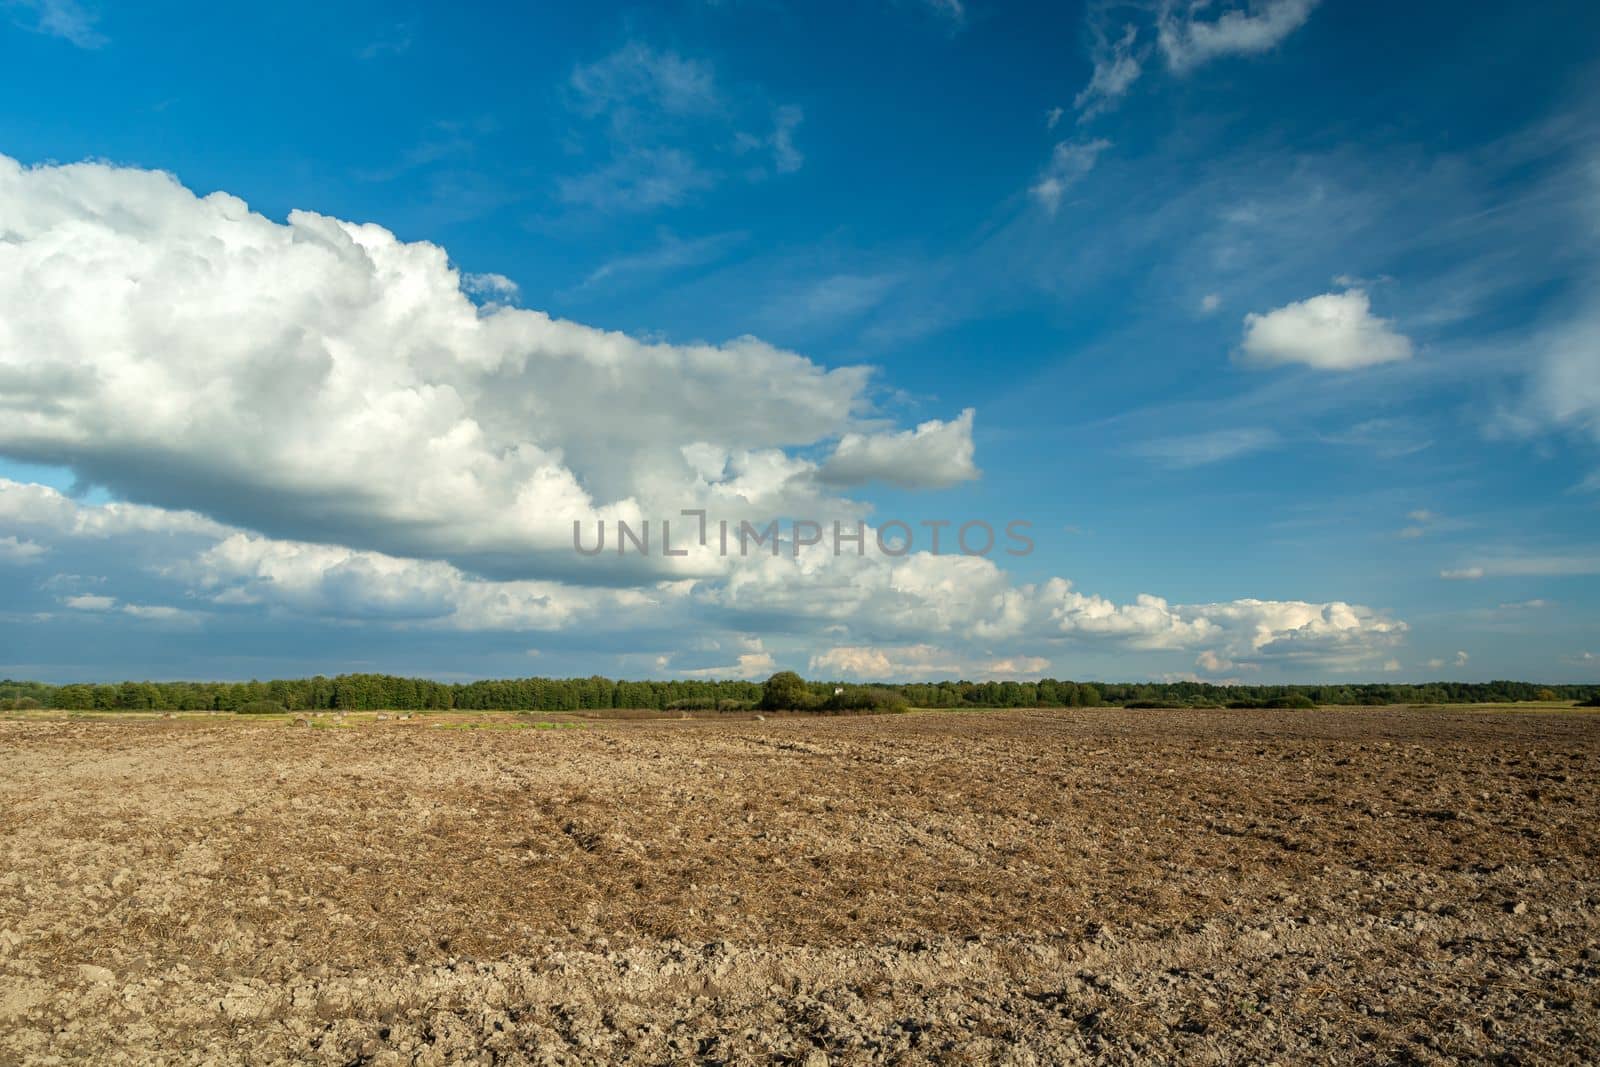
[{"xmin": 1, "ymin": 706, "xmax": 1597, "ymax": 1064}]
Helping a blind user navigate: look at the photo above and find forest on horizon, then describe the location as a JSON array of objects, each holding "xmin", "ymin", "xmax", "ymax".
[{"xmin": 2, "ymin": 673, "xmax": 1595, "ymax": 713}]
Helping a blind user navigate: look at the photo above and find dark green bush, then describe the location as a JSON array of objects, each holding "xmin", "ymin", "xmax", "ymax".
[
  {"xmin": 824, "ymin": 686, "xmax": 909, "ymax": 713},
  {"xmin": 235, "ymin": 700, "xmax": 287, "ymax": 715},
  {"xmin": 759, "ymin": 671, "xmax": 813, "ymax": 711}
]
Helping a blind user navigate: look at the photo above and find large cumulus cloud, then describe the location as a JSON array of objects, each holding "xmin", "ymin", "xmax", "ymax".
[{"xmin": 0, "ymin": 154, "xmax": 978, "ymax": 581}]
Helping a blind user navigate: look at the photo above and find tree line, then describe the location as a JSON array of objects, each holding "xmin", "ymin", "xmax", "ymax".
[{"xmin": 1, "ymin": 673, "xmax": 1594, "ymax": 712}]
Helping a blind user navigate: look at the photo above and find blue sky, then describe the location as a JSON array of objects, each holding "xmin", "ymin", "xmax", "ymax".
[{"xmin": 1, "ymin": 0, "xmax": 1597, "ymax": 684}]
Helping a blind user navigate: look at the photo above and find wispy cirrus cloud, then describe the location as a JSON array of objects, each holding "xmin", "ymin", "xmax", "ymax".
[
  {"xmin": 1030, "ymin": 138, "xmax": 1110, "ymax": 213},
  {"xmin": 906, "ymin": 0, "xmax": 966, "ymax": 32},
  {"xmin": 1074, "ymin": 22, "xmax": 1142, "ymax": 121},
  {"xmin": 1131, "ymin": 427, "xmax": 1280, "ymax": 468},
  {"xmin": 1442, "ymin": 555, "xmax": 1600, "ymax": 581},
  {"xmin": 734, "ymin": 105, "xmax": 804, "ymax": 176},
  {"xmin": 5, "ymin": 0, "xmax": 105, "ymax": 48},
  {"xmin": 1320, "ymin": 418, "xmax": 1433, "ymax": 458},
  {"xmin": 1069, "ymin": 1, "xmax": 1318, "ymax": 122},
  {"xmin": 357, "ymin": 18, "xmax": 415, "ymax": 60},
  {"xmin": 560, "ymin": 42, "xmax": 802, "ymax": 213},
  {"xmin": 756, "ymin": 271, "xmax": 905, "ymax": 333},
  {"xmin": 568, "ymin": 42, "xmax": 722, "ymax": 130},
  {"xmin": 557, "ymin": 146, "xmax": 717, "ymax": 213},
  {"xmin": 572, "ymin": 229, "xmax": 749, "ymax": 293},
  {"xmin": 1156, "ymin": 0, "xmax": 1320, "ymax": 73}
]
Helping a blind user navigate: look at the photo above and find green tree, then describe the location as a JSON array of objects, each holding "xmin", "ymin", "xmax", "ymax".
[{"xmin": 759, "ymin": 671, "xmax": 811, "ymax": 711}]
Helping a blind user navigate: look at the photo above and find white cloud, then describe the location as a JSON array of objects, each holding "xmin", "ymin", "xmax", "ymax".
[
  {"xmin": 1400, "ymin": 509, "xmax": 1433, "ymax": 538},
  {"xmin": 1524, "ymin": 289, "xmax": 1600, "ymax": 473},
  {"xmin": 4, "ymin": 478, "xmax": 1407, "ymax": 675},
  {"xmin": 703, "ymin": 545, "xmax": 1025, "ymax": 642},
  {"xmin": 0, "ymin": 479, "xmax": 226, "ymax": 540},
  {"xmin": 810, "ymin": 646, "xmax": 894, "ymax": 678},
  {"xmin": 561, "ymin": 42, "xmax": 801, "ymax": 212},
  {"xmin": 1045, "ymin": 581, "xmax": 1218, "ymax": 649},
  {"xmin": 1441, "ymin": 556, "xmax": 1600, "ymax": 580},
  {"xmin": 1067, "ymin": 0, "xmax": 1314, "ymax": 128},
  {"xmin": 679, "ymin": 639, "xmax": 777, "ymax": 679},
  {"xmin": 357, "ymin": 19, "xmax": 414, "ymax": 61},
  {"xmin": 569, "ymin": 42, "xmax": 720, "ymax": 121},
  {"xmin": 0, "ymin": 480, "xmax": 665, "ymax": 634},
  {"xmin": 807, "ymin": 646, "xmax": 1051, "ymax": 683},
  {"xmin": 979, "ymin": 655, "xmax": 1051, "ymax": 678},
  {"xmin": 1455, "ymin": 650, "xmax": 1470, "ymax": 666},
  {"xmin": 688, "ymin": 532, "xmax": 1408, "ymax": 672},
  {"xmin": 6, "ymin": 0, "xmax": 105, "ymax": 48},
  {"xmin": 557, "ymin": 146, "xmax": 718, "ymax": 211},
  {"xmin": 771, "ymin": 107, "xmax": 805, "ymax": 174},
  {"xmin": 1132, "ymin": 427, "xmax": 1278, "ymax": 468},
  {"xmin": 1200, "ymin": 292, "xmax": 1222, "ymax": 314},
  {"xmin": 1030, "ymin": 139, "xmax": 1110, "ymax": 214},
  {"xmin": 1186, "ymin": 598, "xmax": 1406, "ymax": 667},
  {"xmin": 761, "ymin": 272, "xmax": 902, "ymax": 330},
  {"xmin": 0, "ymin": 155, "xmax": 955, "ymax": 583},
  {"xmin": 819, "ymin": 409, "xmax": 979, "ymax": 488},
  {"xmin": 58, "ymin": 591, "xmax": 196, "ymax": 623},
  {"xmin": 1045, "ymin": 107, "xmax": 1064, "ymax": 129},
  {"xmin": 1321, "ymin": 418, "xmax": 1432, "ymax": 458},
  {"xmin": 1239, "ymin": 288, "xmax": 1413, "ymax": 370},
  {"xmin": 120, "ymin": 603, "xmax": 200, "ymax": 623},
  {"xmin": 0, "ymin": 535, "xmax": 46, "ymax": 563},
  {"xmin": 576, "ymin": 230, "xmax": 747, "ymax": 291},
  {"xmin": 735, "ymin": 105, "xmax": 805, "ymax": 175},
  {"xmin": 1074, "ymin": 23, "xmax": 1143, "ymax": 120},
  {"xmin": 181, "ymin": 531, "xmax": 663, "ymax": 631},
  {"xmin": 1440, "ymin": 567, "xmax": 1485, "ymax": 581},
  {"xmin": 1157, "ymin": 0, "xmax": 1319, "ymax": 73},
  {"xmin": 1044, "ymin": 585, "xmax": 1406, "ymax": 667}
]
